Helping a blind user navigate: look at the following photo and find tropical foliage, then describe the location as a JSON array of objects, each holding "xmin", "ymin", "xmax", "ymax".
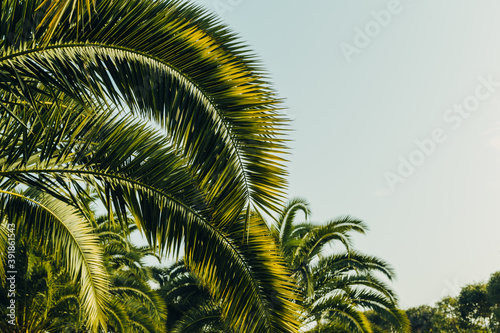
[
  {"xmin": 0, "ymin": 0, "xmax": 300, "ymax": 331},
  {"xmin": 155, "ymin": 261, "xmax": 232, "ymax": 332},
  {"xmin": 0, "ymin": 197, "xmax": 166, "ymax": 333},
  {"xmin": 271, "ymin": 198, "xmax": 410, "ymax": 332},
  {"xmin": 0, "ymin": 189, "xmax": 109, "ymax": 332},
  {"xmin": 92, "ymin": 216, "xmax": 167, "ymax": 333},
  {"xmin": 0, "ymin": 0, "xmax": 412, "ymax": 332}
]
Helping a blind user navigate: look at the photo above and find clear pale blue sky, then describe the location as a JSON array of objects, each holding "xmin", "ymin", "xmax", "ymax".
[{"xmin": 186, "ymin": 0, "xmax": 500, "ymax": 308}]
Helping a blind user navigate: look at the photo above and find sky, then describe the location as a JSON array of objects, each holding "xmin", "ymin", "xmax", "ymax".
[{"xmin": 181, "ymin": 0, "xmax": 500, "ymax": 309}]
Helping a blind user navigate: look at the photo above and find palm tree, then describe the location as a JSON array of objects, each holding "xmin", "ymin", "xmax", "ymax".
[
  {"xmin": 0, "ymin": 0, "xmax": 300, "ymax": 331},
  {"xmin": 271, "ymin": 198, "xmax": 410, "ymax": 332},
  {"xmin": 155, "ymin": 261, "xmax": 232, "ymax": 332},
  {"xmin": 0, "ymin": 188, "xmax": 109, "ymax": 332},
  {"xmin": 93, "ymin": 216, "xmax": 167, "ymax": 333},
  {"xmin": 305, "ymin": 251, "xmax": 409, "ymax": 332},
  {"xmin": 0, "ymin": 199, "xmax": 166, "ymax": 333}
]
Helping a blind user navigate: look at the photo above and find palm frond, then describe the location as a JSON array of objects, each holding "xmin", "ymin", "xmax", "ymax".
[
  {"xmin": 185, "ymin": 213, "xmax": 302, "ymax": 332},
  {"xmin": 0, "ymin": 1, "xmax": 299, "ymax": 331},
  {"xmin": 308, "ymin": 294, "xmax": 373, "ymax": 333},
  {"xmin": 171, "ymin": 304, "xmax": 230, "ymax": 333},
  {"xmin": 273, "ymin": 197, "xmax": 310, "ymax": 256},
  {"xmin": 292, "ymin": 217, "xmax": 368, "ymax": 275},
  {"xmin": 1, "ymin": 0, "xmax": 290, "ymax": 226},
  {"xmin": 37, "ymin": 0, "xmax": 95, "ymax": 42},
  {"xmin": 0, "ymin": 189, "xmax": 109, "ymax": 332},
  {"xmin": 313, "ymin": 251, "xmax": 396, "ymax": 283}
]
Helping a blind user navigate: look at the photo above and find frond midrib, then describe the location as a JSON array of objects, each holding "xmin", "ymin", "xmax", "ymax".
[{"xmin": 1, "ymin": 166, "xmax": 211, "ymax": 224}]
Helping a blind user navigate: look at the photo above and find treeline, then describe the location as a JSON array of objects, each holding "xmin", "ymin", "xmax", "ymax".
[{"xmin": 406, "ymin": 271, "xmax": 500, "ymax": 332}]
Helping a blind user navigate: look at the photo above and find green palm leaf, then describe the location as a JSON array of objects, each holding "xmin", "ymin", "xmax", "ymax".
[
  {"xmin": 273, "ymin": 197, "xmax": 311, "ymax": 258},
  {"xmin": 185, "ymin": 213, "xmax": 302, "ymax": 332},
  {"xmin": 308, "ymin": 294, "xmax": 373, "ymax": 333},
  {"xmin": 0, "ymin": 83, "xmax": 299, "ymax": 333},
  {"xmin": 0, "ymin": 0, "xmax": 289, "ymax": 227},
  {"xmin": 270, "ymin": 197, "xmax": 410, "ymax": 332},
  {"xmin": 0, "ymin": 189, "xmax": 109, "ymax": 331},
  {"xmin": 0, "ymin": 0, "xmax": 299, "ymax": 331},
  {"xmin": 171, "ymin": 304, "xmax": 231, "ymax": 333}
]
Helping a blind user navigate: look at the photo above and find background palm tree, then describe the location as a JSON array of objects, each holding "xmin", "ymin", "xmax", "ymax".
[
  {"xmin": 0, "ymin": 0, "xmax": 300, "ymax": 331},
  {"xmin": 271, "ymin": 198, "xmax": 410, "ymax": 332},
  {"xmin": 94, "ymin": 216, "xmax": 167, "ymax": 333},
  {"xmin": 155, "ymin": 261, "xmax": 233, "ymax": 333},
  {"xmin": 305, "ymin": 251, "xmax": 409, "ymax": 332},
  {"xmin": 0, "ymin": 188, "xmax": 109, "ymax": 332},
  {"xmin": 0, "ymin": 201, "xmax": 166, "ymax": 333}
]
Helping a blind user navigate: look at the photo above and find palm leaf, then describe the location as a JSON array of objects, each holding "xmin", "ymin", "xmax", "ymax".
[
  {"xmin": 273, "ymin": 197, "xmax": 311, "ymax": 258},
  {"xmin": 0, "ymin": 1, "xmax": 298, "ymax": 330},
  {"xmin": 0, "ymin": 93, "xmax": 299, "ymax": 332},
  {"xmin": 0, "ymin": 189, "xmax": 109, "ymax": 332},
  {"xmin": 1, "ymin": 0, "xmax": 289, "ymax": 227},
  {"xmin": 185, "ymin": 213, "xmax": 302, "ymax": 332},
  {"xmin": 36, "ymin": 0, "xmax": 95, "ymax": 42},
  {"xmin": 314, "ymin": 251, "xmax": 396, "ymax": 283},
  {"xmin": 308, "ymin": 294, "xmax": 373, "ymax": 333}
]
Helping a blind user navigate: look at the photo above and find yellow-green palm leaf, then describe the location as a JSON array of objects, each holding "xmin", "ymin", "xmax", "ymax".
[
  {"xmin": 0, "ymin": 189, "xmax": 109, "ymax": 332},
  {"xmin": 0, "ymin": 0, "xmax": 298, "ymax": 331}
]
